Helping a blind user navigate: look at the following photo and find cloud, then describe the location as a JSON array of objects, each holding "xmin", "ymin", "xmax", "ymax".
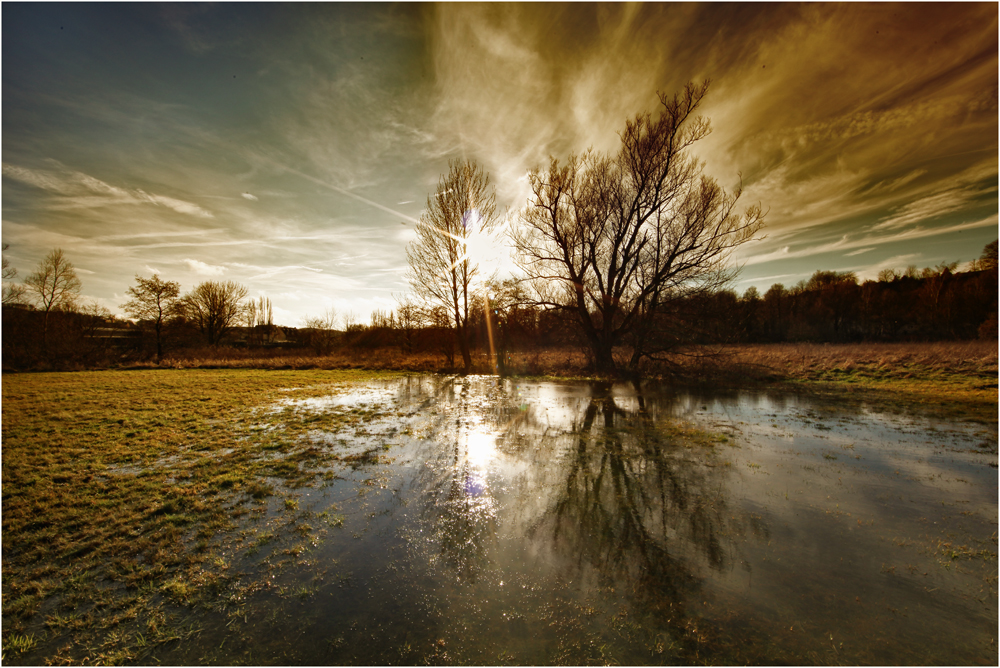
[
  {"xmin": 743, "ymin": 215, "xmax": 998, "ymax": 266},
  {"xmin": 184, "ymin": 259, "xmax": 227, "ymax": 276},
  {"xmin": 736, "ymin": 273, "xmax": 797, "ymax": 286},
  {"xmin": 144, "ymin": 265, "xmax": 161, "ymax": 275},
  {"xmin": 854, "ymin": 253, "xmax": 923, "ymax": 282},
  {"xmin": 230, "ymin": 262, "xmax": 324, "ymax": 280},
  {"xmin": 2, "ymin": 162, "xmax": 213, "ymax": 218},
  {"xmin": 2, "ymin": 163, "xmax": 77, "ymax": 194},
  {"xmin": 260, "ymin": 161, "xmax": 422, "ymax": 225},
  {"xmin": 135, "ymin": 191, "xmax": 214, "ymax": 218},
  {"xmin": 873, "ymin": 186, "xmax": 980, "ymax": 231},
  {"xmin": 862, "ymin": 169, "xmax": 928, "ymax": 196},
  {"xmin": 276, "ymin": 62, "xmax": 424, "ymax": 192},
  {"xmin": 242, "ymin": 192, "xmax": 258, "ymax": 201},
  {"xmin": 94, "ymin": 229, "xmax": 222, "ymax": 243},
  {"xmin": 844, "ymin": 247, "xmax": 875, "ymax": 257}
]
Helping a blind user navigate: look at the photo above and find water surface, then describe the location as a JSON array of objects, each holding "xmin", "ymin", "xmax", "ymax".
[{"xmin": 162, "ymin": 375, "xmax": 998, "ymax": 665}]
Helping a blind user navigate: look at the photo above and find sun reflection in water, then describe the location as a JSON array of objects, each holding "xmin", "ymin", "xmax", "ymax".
[
  {"xmin": 464, "ymin": 429, "xmax": 497, "ymax": 470},
  {"xmin": 458, "ymin": 426, "xmax": 499, "ymax": 500}
]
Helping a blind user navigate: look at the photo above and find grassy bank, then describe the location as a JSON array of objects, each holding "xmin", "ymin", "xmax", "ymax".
[
  {"xmin": 1, "ymin": 368, "xmax": 402, "ymax": 664},
  {"xmin": 703, "ymin": 341, "xmax": 998, "ymax": 422},
  {"xmin": 124, "ymin": 341, "xmax": 997, "ymax": 420}
]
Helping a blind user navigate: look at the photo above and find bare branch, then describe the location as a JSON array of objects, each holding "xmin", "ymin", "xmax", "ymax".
[{"xmin": 511, "ymin": 81, "xmax": 765, "ymax": 375}]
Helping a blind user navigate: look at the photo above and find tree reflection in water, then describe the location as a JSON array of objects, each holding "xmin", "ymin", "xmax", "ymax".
[
  {"xmin": 527, "ymin": 381, "xmax": 770, "ymax": 656},
  {"xmin": 408, "ymin": 376, "xmax": 770, "ymax": 661}
]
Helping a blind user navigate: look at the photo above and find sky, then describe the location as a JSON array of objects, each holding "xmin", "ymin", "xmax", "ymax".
[{"xmin": 3, "ymin": 3, "xmax": 997, "ymax": 327}]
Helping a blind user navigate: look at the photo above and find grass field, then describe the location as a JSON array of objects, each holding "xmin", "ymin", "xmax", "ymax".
[{"xmin": 1, "ymin": 368, "xmax": 402, "ymax": 664}]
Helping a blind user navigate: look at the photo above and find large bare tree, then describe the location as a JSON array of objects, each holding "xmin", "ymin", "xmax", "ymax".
[
  {"xmin": 180, "ymin": 280, "xmax": 248, "ymax": 346},
  {"xmin": 122, "ymin": 273, "xmax": 181, "ymax": 362},
  {"xmin": 405, "ymin": 159, "xmax": 499, "ymax": 372},
  {"xmin": 25, "ymin": 248, "xmax": 82, "ymax": 350},
  {"xmin": 511, "ymin": 81, "xmax": 764, "ymax": 376}
]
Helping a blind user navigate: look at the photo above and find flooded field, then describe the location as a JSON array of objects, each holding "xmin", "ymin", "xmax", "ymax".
[{"xmin": 141, "ymin": 374, "xmax": 997, "ymax": 665}]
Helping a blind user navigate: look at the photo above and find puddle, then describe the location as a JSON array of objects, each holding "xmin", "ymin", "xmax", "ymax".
[{"xmin": 157, "ymin": 375, "xmax": 997, "ymax": 665}]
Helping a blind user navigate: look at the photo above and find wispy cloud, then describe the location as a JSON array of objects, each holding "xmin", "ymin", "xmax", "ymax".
[
  {"xmin": 736, "ymin": 273, "xmax": 797, "ymax": 286},
  {"xmin": 844, "ymin": 247, "xmax": 875, "ymax": 257},
  {"xmin": 185, "ymin": 259, "xmax": 227, "ymax": 276},
  {"xmin": 231, "ymin": 262, "xmax": 324, "ymax": 280},
  {"xmin": 873, "ymin": 186, "xmax": 980, "ymax": 231},
  {"xmin": 855, "ymin": 253, "xmax": 923, "ymax": 282},
  {"xmin": 2, "ymin": 162, "xmax": 213, "ymax": 218},
  {"xmin": 744, "ymin": 215, "xmax": 998, "ymax": 266}
]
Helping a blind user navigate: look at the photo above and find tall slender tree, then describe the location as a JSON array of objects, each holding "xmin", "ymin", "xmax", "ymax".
[
  {"xmin": 245, "ymin": 296, "xmax": 276, "ymax": 346},
  {"xmin": 405, "ymin": 159, "xmax": 499, "ymax": 372}
]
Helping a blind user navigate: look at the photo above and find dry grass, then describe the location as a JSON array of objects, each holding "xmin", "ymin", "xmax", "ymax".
[
  {"xmin": 132, "ymin": 346, "xmax": 595, "ymax": 377},
  {"xmin": 132, "ymin": 341, "xmax": 998, "ymax": 385},
  {"xmin": 700, "ymin": 341, "xmax": 998, "ymax": 422},
  {"xmin": 714, "ymin": 341, "xmax": 998, "ymax": 382},
  {"xmin": 115, "ymin": 341, "xmax": 997, "ymax": 421}
]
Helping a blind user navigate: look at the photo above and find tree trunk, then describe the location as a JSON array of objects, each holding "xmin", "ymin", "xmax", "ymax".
[
  {"xmin": 592, "ymin": 338, "xmax": 617, "ymax": 376},
  {"xmin": 458, "ymin": 325, "xmax": 472, "ymax": 373},
  {"xmin": 154, "ymin": 324, "xmax": 163, "ymax": 364}
]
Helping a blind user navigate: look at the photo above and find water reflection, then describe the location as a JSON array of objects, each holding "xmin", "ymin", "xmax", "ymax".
[
  {"xmin": 425, "ymin": 429, "xmax": 499, "ymax": 583},
  {"xmin": 537, "ymin": 383, "xmax": 744, "ymax": 575},
  {"xmin": 157, "ymin": 375, "xmax": 997, "ymax": 666},
  {"xmin": 393, "ymin": 376, "xmax": 774, "ymax": 661}
]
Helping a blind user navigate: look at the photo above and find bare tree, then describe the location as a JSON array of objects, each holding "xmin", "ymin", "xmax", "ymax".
[
  {"xmin": 2, "ymin": 244, "xmax": 27, "ymax": 305},
  {"xmin": 370, "ymin": 309, "xmax": 395, "ymax": 329},
  {"xmin": 75, "ymin": 299, "xmax": 117, "ymax": 357},
  {"xmin": 974, "ymin": 239, "xmax": 998, "ymax": 271},
  {"xmin": 340, "ymin": 309, "xmax": 360, "ymax": 332},
  {"xmin": 25, "ymin": 248, "xmax": 82, "ymax": 350},
  {"xmin": 405, "ymin": 159, "xmax": 499, "ymax": 372},
  {"xmin": 122, "ymin": 274, "xmax": 181, "ymax": 363},
  {"xmin": 511, "ymin": 82, "xmax": 764, "ymax": 375},
  {"xmin": 245, "ymin": 296, "xmax": 276, "ymax": 346},
  {"xmin": 302, "ymin": 308, "xmax": 338, "ymax": 355},
  {"xmin": 877, "ymin": 268, "xmax": 900, "ymax": 283},
  {"xmin": 394, "ymin": 296, "xmax": 425, "ymax": 353},
  {"xmin": 180, "ymin": 280, "xmax": 248, "ymax": 346}
]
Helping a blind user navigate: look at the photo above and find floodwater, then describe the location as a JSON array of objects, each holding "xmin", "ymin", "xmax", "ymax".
[{"xmin": 163, "ymin": 375, "xmax": 997, "ymax": 665}]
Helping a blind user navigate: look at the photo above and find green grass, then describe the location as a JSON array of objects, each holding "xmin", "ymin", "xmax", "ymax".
[
  {"xmin": 2, "ymin": 368, "xmax": 401, "ymax": 664},
  {"xmin": 712, "ymin": 342, "xmax": 998, "ymax": 423}
]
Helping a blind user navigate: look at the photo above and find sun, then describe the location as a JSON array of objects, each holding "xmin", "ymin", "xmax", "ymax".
[{"xmin": 462, "ymin": 209, "xmax": 510, "ymax": 282}]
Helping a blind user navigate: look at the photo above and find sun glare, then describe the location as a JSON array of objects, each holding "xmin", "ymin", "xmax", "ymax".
[
  {"xmin": 464, "ymin": 428, "xmax": 498, "ymax": 470},
  {"xmin": 463, "ymin": 209, "xmax": 508, "ymax": 281}
]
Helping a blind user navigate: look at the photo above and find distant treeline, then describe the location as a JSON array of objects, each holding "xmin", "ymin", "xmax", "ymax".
[
  {"xmin": 2, "ymin": 242, "xmax": 996, "ymax": 372},
  {"xmin": 692, "ymin": 262, "xmax": 997, "ymax": 345}
]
